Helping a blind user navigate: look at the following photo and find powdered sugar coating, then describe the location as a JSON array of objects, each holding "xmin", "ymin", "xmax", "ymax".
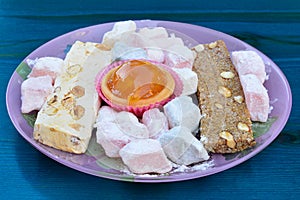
[
  {"xmin": 163, "ymin": 96, "xmax": 201, "ymax": 132},
  {"xmin": 159, "ymin": 126, "xmax": 209, "ymax": 165},
  {"xmin": 231, "ymin": 50, "xmax": 266, "ymax": 83},
  {"xmin": 119, "ymin": 139, "xmax": 172, "ymax": 174},
  {"xmin": 21, "ymin": 76, "xmax": 54, "ymax": 113},
  {"xmin": 27, "ymin": 57, "xmax": 64, "ymax": 83},
  {"xmin": 142, "ymin": 108, "xmax": 169, "ymax": 139},
  {"xmin": 240, "ymin": 74, "xmax": 269, "ymax": 122}
]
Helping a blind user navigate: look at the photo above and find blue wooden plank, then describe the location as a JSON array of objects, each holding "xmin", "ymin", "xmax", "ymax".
[{"xmin": 1, "ymin": 0, "xmax": 300, "ymax": 16}]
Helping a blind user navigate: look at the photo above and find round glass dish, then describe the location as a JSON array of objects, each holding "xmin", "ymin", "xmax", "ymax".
[{"xmin": 6, "ymin": 20, "xmax": 292, "ymax": 182}]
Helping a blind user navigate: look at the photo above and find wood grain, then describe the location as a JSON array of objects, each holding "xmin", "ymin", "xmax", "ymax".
[{"xmin": 0, "ymin": 0, "xmax": 299, "ymax": 199}]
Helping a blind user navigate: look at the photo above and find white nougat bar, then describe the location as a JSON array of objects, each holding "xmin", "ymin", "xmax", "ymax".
[{"xmin": 33, "ymin": 41, "xmax": 111, "ymax": 154}]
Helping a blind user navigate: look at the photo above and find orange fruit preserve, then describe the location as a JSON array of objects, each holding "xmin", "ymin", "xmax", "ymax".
[{"xmin": 106, "ymin": 60, "xmax": 175, "ymax": 106}]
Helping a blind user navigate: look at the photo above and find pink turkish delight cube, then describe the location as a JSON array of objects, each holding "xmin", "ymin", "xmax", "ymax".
[
  {"xmin": 164, "ymin": 45, "xmax": 195, "ymax": 69},
  {"xmin": 27, "ymin": 57, "xmax": 64, "ymax": 83},
  {"xmin": 151, "ymin": 37, "xmax": 184, "ymax": 49},
  {"xmin": 96, "ymin": 121, "xmax": 131, "ymax": 158},
  {"xmin": 138, "ymin": 27, "xmax": 168, "ymax": 40},
  {"xmin": 231, "ymin": 50, "xmax": 266, "ymax": 83},
  {"xmin": 142, "ymin": 108, "xmax": 168, "ymax": 139},
  {"xmin": 96, "ymin": 106, "xmax": 118, "ymax": 123},
  {"xmin": 21, "ymin": 76, "xmax": 54, "ymax": 113},
  {"xmin": 119, "ymin": 139, "xmax": 172, "ymax": 174},
  {"xmin": 115, "ymin": 111, "xmax": 149, "ymax": 139},
  {"xmin": 146, "ymin": 48, "xmax": 165, "ymax": 63},
  {"xmin": 96, "ymin": 107, "xmax": 149, "ymax": 157},
  {"xmin": 240, "ymin": 74, "xmax": 269, "ymax": 122},
  {"xmin": 120, "ymin": 32, "xmax": 149, "ymax": 48}
]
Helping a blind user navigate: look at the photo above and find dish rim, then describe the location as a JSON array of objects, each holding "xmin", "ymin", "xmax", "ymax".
[{"xmin": 6, "ymin": 20, "xmax": 293, "ymax": 183}]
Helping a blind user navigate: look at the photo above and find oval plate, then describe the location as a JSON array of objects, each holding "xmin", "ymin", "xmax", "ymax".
[{"xmin": 6, "ymin": 20, "xmax": 292, "ymax": 182}]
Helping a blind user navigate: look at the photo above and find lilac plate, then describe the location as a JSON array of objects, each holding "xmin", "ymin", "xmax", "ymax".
[{"xmin": 6, "ymin": 20, "xmax": 292, "ymax": 182}]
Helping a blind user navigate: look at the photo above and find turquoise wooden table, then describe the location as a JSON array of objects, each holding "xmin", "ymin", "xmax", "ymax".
[{"xmin": 1, "ymin": 0, "xmax": 299, "ymax": 199}]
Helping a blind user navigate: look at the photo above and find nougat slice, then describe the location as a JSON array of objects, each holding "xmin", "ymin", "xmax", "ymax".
[
  {"xmin": 33, "ymin": 41, "xmax": 111, "ymax": 154},
  {"xmin": 192, "ymin": 40, "xmax": 256, "ymax": 153}
]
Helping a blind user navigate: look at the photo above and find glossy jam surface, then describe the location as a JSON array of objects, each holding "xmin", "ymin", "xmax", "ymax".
[{"xmin": 107, "ymin": 60, "xmax": 173, "ymax": 105}]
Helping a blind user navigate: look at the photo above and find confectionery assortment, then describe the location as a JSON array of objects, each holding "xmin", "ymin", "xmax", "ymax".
[{"xmin": 20, "ymin": 20, "xmax": 270, "ymax": 175}]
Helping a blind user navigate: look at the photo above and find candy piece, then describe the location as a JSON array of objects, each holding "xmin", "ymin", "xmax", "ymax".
[
  {"xmin": 96, "ymin": 107, "xmax": 149, "ymax": 157},
  {"xmin": 142, "ymin": 108, "xmax": 168, "ymax": 139},
  {"xmin": 33, "ymin": 41, "xmax": 112, "ymax": 154},
  {"xmin": 119, "ymin": 32, "xmax": 150, "ymax": 48},
  {"xmin": 106, "ymin": 60, "xmax": 172, "ymax": 105},
  {"xmin": 95, "ymin": 105, "xmax": 118, "ymax": 123},
  {"xmin": 115, "ymin": 111, "xmax": 149, "ymax": 139},
  {"xmin": 151, "ymin": 37, "xmax": 184, "ymax": 49},
  {"xmin": 21, "ymin": 76, "xmax": 54, "ymax": 113},
  {"xmin": 231, "ymin": 50, "xmax": 266, "ymax": 83},
  {"xmin": 96, "ymin": 121, "xmax": 131, "ymax": 158},
  {"xmin": 172, "ymin": 68, "xmax": 198, "ymax": 96},
  {"xmin": 163, "ymin": 96, "xmax": 201, "ymax": 132},
  {"xmin": 192, "ymin": 40, "xmax": 255, "ymax": 153},
  {"xmin": 102, "ymin": 20, "xmax": 137, "ymax": 47},
  {"xmin": 112, "ymin": 42, "xmax": 147, "ymax": 61},
  {"xmin": 97, "ymin": 59, "xmax": 181, "ymax": 117},
  {"xmin": 240, "ymin": 74, "xmax": 269, "ymax": 122},
  {"xmin": 138, "ymin": 27, "xmax": 168, "ymax": 40},
  {"xmin": 164, "ymin": 45, "xmax": 195, "ymax": 69},
  {"xmin": 104, "ymin": 60, "xmax": 175, "ymax": 106},
  {"xmin": 95, "ymin": 107, "xmax": 151, "ymax": 140},
  {"xmin": 119, "ymin": 139, "xmax": 172, "ymax": 174},
  {"xmin": 27, "ymin": 57, "xmax": 64, "ymax": 83},
  {"xmin": 159, "ymin": 126, "xmax": 209, "ymax": 165},
  {"xmin": 104, "ymin": 21, "xmax": 195, "ymax": 70},
  {"xmin": 146, "ymin": 48, "xmax": 165, "ymax": 63}
]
